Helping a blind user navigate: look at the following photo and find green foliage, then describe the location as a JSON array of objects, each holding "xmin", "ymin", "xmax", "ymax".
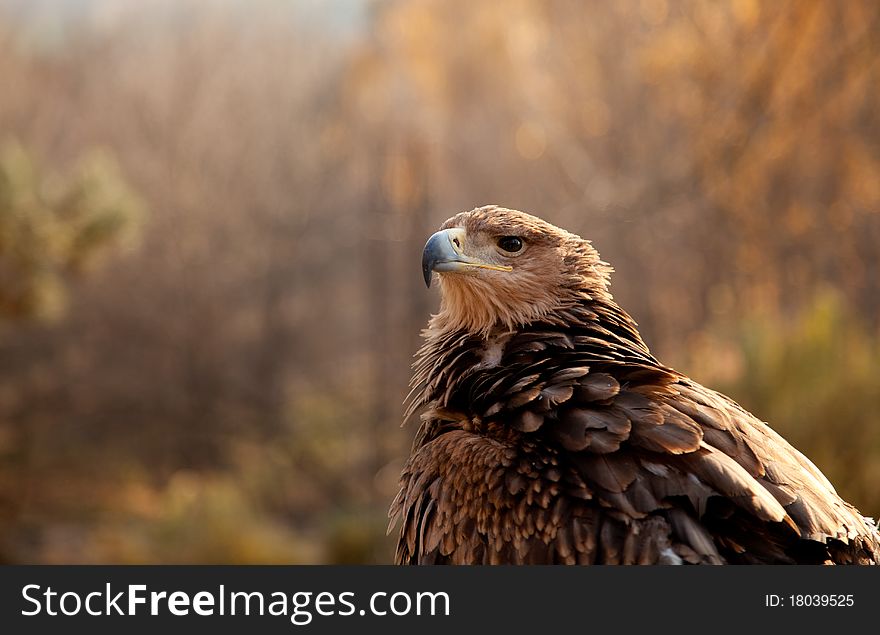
[
  {"xmin": 18, "ymin": 471, "xmax": 315, "ymax": 564},
  {"xmin": 682, "ymin": 291, "xmax": 880, "ymax": 518},
  {"xmin": 105, "ymin": 472, "xmax": 312, "ymax": 564},
  {"xmin": 0, "ymin": 140, "xmax": 143, "ymax": 320},
  {"xmin": 322, "ymin": 508, "xmax": 396, "ymax": 565}
]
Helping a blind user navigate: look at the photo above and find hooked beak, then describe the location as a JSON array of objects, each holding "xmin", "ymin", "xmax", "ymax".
[{"xmin": 421, "ymin": 227, "xmax": 512, "ymax": 288}]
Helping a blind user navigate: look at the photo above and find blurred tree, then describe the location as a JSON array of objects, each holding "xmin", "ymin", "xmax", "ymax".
[
  {"xmin": 0, "ymin": 139, "xmax": 143, "ymax": 562},
  {"xmin": 683, "ymin": 291, "xmax": 880, "ymax": 517},
  {"xmin": 0, "ymin": 140, "xmax": 143, "ymax": 320}
]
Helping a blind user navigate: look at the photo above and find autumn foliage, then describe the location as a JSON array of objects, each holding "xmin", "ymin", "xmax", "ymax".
[{"xmin": 0, "ymin": 0, "xmax": 878, "ymax": 563}]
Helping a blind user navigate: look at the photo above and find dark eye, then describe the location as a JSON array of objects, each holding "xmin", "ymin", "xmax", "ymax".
[{"xmin": 497, "ymin": 236, "xmax": 523, "ymax": 253}]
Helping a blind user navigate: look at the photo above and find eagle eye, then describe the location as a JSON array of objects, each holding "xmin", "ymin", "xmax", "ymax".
[{"xmin": 497, "ymin": 236, "xmax": 523, "ymax": 253}]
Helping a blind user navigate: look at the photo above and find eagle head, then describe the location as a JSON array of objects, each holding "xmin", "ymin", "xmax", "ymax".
[{"xmin": 422, "ymin": 205, "xmax": 613, "ymax": 336}]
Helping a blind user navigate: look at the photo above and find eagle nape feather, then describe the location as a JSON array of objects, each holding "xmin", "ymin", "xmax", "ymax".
[{"xmin": 389, "ymin": 205, "xmax": 880, "ymax": 565}]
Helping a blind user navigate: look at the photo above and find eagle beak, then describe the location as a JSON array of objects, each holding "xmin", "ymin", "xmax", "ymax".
[{"xmin": 421, "ymin": 228, "xmax": 512, "ymax": 288}]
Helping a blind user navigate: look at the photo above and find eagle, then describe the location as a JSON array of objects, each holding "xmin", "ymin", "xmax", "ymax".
[{"xmin": 389, "ymin": 205, "xmax": 880, "ymax": 565}]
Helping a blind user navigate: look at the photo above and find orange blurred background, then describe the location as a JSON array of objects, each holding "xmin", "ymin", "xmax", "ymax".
[{"xmin": 1, "ymin": 0, "xmax": 878, "ymax": 563}]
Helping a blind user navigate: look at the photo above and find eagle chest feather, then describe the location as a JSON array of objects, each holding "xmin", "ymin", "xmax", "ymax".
[
  {"xmin": 391, "ymin": 323, "xmax": 880, "ymax": 565},
  {"xmin": 394, "ymin": 326, "xmax": 708, "ymax": 565}
]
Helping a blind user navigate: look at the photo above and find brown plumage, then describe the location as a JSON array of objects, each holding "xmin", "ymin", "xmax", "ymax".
[{"xmin": 389, "ymin": 205, "xmax": 880, "ymax": 564}]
